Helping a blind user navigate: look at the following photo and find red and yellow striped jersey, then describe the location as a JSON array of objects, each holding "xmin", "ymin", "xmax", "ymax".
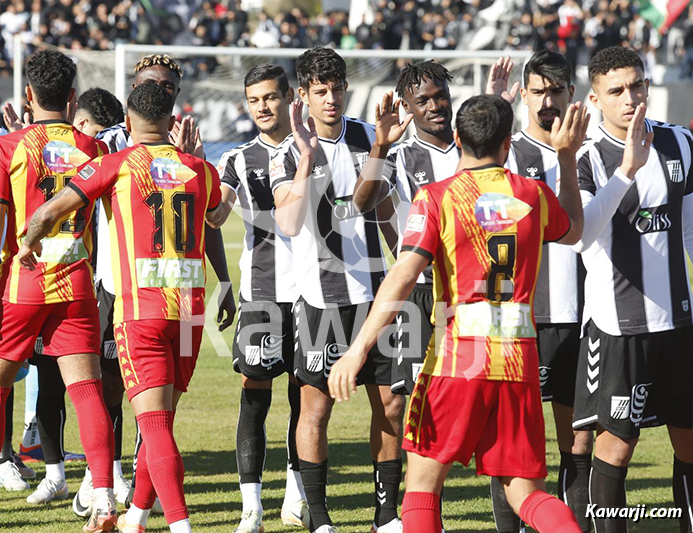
[
  {"xmin": 401, "ymin": 165, "xmax": 570, "ymax": 383},
  {"xmin": 0, "ymin": 121, "xmax": 106, "ymax": 304},
  {"xmin": 68, "ymin": 142, "xmax": 221, "ymax": 323}
]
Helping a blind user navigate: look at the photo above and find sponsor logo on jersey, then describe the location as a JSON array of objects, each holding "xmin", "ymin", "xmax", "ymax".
[
  {"xmin": 306, "ymin": 351, "xmax": 323, "ymax": 373},
  {"xmin": 136, "ymin": 258, "xmax": 205, "ymax": 288},
  {"xmin": 150, "ymin": 158, "xmax": 196, "ymax": 189},
  {"xmin": 405, "ymin": 214, "xmax": 426, "ymax": 233},
  {"xmin": 635, "ymin": 206, "xmax": 671, "ymax": 234},
  {"xmin": 312, "ymin": 164, "xmax": 326, "ymax": 179},
  {"xmin": 333, "ymin": 198, "xmax": 360, "ymax": 220},
  {"xmin": 38, "ymin": 236, "xmax": 89, "ymax": 264},
  {"xmin": 269, "ymin": 158, "xmax": 285, "ymax": 180},
  {"xmin": 77, "ymin": 164, "xmax": 96, "ymax": 181},
  {"xmin": 252, "ymin": 168, "xmax": 265, "ymax": 178},
  {"xmin": 42, "ymin": 141, "xmax": 90, "ymax": 173},
  {"xmin": 526, "ymin": 167, "xmax": 540, "ymax": 179},
  {"xmin": 323, "ymin": 342, "xmax": 347, "ymax": 378},
  {"xmin": 414, "ymin": 171, "xmax": 428, "ymax": 184},
  {"xmin": 666, "ymin": 159, "xmax": 682, "ymax": 183},
  {"xmin": 245, "ymin": 345, "xmax": 261, "ymax": 366},
  {"xmin": 474, "ymin": 193, "xmax": 532, "ymax": 232},
  {"xmin": 610, "ymin": 396, "xmax": 631, "ymax": 420},
  {"xmin": 260, "ymin": 333, "xmax": 285, "ymax": 368},
  {"xmin": 630, "ymin": 382, "xmax": 651, "ymax": 426},
  {"xmin": 455, "ymin": 301, "xmax": 536, "ymax": 338}
]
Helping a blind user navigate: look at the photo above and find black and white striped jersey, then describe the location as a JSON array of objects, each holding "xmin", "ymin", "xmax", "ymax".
[
  {"xmin": 93, "ymin": 123, "xmax": 133, "ymax": 294},
  {"xmin": 507, "ymin": 131, "xmax": 584, "ymax": 324},
  {"xmin": 217, "ymin": 135, "xmax": 294, "ymax": 303},
  {"xmin": 386, "ymin": 135, "xmax": 460, "ymax": 284},
  {"xmin": 270, "ymin": 116, "xmax": 386, "ymax": 309},
  {"xmin": 575, "ymin": 119, "xmax": 693, "ymax": 336}
]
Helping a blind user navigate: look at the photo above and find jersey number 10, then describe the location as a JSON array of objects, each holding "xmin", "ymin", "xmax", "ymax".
[{"xmin": 144, "ymin": 191, "xmax": 196, "ymax": 253}]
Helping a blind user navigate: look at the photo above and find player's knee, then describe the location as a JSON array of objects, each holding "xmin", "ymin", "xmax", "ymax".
[
  {"xmin": 299, "ymin": 400, "xmax": 332, "ymax": 431},
  {"xmin": 595, "ymin": 429, "xmax": 637, "ymax": 466},
  {"xmin": 383, "ymin": 393, "xmax": 405, "ymax": 426},
  {"xmin": 571, "ymin": 430, "xmax": 594, "ymax": 455}
]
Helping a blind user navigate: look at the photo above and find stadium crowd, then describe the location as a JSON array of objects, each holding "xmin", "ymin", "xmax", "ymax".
[{"xmin": 1, "ymin": 0, "xmax": 693, "ymax": 77}]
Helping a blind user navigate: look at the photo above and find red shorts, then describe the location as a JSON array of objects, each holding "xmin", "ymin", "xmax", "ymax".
[
  {"xmin": 0, "ymin": 299, "xmax": 100, "ymax": 362},
  {"xmin": 403, "ymin": 374, "xmax": 547, "ymax": 478},
  {"xmin": 114, "ymin": 320, "xmax": 204, "ymax": 401}
]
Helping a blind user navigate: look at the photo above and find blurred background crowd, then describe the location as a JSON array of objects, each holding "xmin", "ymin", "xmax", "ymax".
[{"xmin": 0, "ymin": 0, "xmax": 692, "ymax": 79}]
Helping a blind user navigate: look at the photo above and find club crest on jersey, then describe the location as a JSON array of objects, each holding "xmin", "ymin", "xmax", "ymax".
[
  {"xmin": 306, "ymin": 351, "xmax": 324, "ymax": 373},
  {"xmin": 355, "ymin": 152, "xmax": 369, "ymax": 171},
  {"xmin": 323, "ymin": 342, "xmax": 347, "ymax": 378},
  {"xmin": 610, "ymin": 396, "xmax": 631, "ymax": 420},
  {"xmin": 414, "ymin": 171, "xmax": 428, "ymax": 184},
  {"xmin": 635, "ymin": 207, "xmax": 671, "ymax": 234},
  {"xmin": 269, "ymin": 158, "xmax": 285, "ymax": 180},
  {"xmin": 245, "ymin": 346, "xmax": 261, "ymax": 366},
  {"xmin": 77, "ymin": 165, "xmax": 96, "ymax": 181},
  {"xmin": 150, "ymin": 158, "xmax": 196, "ymax": 189},
  {"xmin": 42, "ymin": 141, "xmax": 90, "ymax": 173},
  {"xmin": 474, "ymin": 193, "xmax": 532, "ymax": 232},
  {"xmin": 630, "ymin": 383, "xmax": 651, "ymax": 426},
  {"xmin": 666, "ymin": 159, "xmax": 682, "ymax": 183},
  {"xmin": 260, "ymin": 333, "xmax": 285, "ymax": 368}
]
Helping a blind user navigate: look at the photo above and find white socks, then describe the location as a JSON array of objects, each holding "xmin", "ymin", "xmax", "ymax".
[
  {"xmin": 113, "ymin": 460, "xmax": 123, "ymax": 478},
  {"xmin": 93, "ymin": 487, "xmax": 114, "ymax": 508},
  {"xmin": 169, "ymin": 518, "xmax": 193, "ymax": 532},
  {"xmin": 284, "ymin": 466, "xmax": 306, "ymax": 504},
  {"xmin": 45, "ymin": 462, "xmax": 65, "ymax": 483},
  {"xmin": 125, "ymin": 504, "xmax": 151, "ymax": 527},
  {"xmin": 240, "ymin": 482, "xmax": 262, "ymax": 514}
]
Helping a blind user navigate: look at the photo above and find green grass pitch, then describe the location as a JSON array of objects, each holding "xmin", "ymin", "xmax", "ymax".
[{"xmin": 0, "ymin": 213, "xmax": 680, "ymax": 532}]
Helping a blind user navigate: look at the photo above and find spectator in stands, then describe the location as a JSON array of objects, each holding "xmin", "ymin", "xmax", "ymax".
[{"xmin": 681, "ymin": 5, "xmax": 693, "ymax": 79}]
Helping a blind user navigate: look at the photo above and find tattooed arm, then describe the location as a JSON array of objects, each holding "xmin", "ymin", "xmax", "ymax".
[{"xmin": 18, "ymin": 187, "xmax": 86, "ymax": 270}]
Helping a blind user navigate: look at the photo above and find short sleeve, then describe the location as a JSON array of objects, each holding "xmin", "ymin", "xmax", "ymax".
[
  {"xmin": 269, "ymin": 139, "xmax": 298, "ymax": 192},
  {"xmin": 383, "ymin": 149, "xmax": 398, "ymax": 189},
  {"xmin": 400, "ymin": 186, "xmax": 441, "ymax": 262},
  {"xmin": 577, "ymin": 148, "xmax": 596, "ymax": 195},
  {"xmin": 206, "ymin": 162, "xmax": 222, "ymax": 211},
  {"xmin": 67, "ymin": 157, "xmax": 114, "ymax": 207},
  {"xmin": 537, "ymin": 181, "xmax": 571, "ymax": 243},
  {"xmin": 682, "ymin": 130, "xmax": 693, "ymax": 196},
  {"xmin": 217, "ymin": 151, "xmax": 240, "ymax": 193}
]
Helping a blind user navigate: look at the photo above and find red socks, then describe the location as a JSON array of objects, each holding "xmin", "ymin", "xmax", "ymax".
[
  {"xmin": 519, "ymin": 490, "xmax": 583, "ymax": 533},
  {"xmin": 402, "ymin": 492, "xmax": 442, "ymax": 532},
  {"xmin": 0, "ymin": 387, "xmax": 10, "ymax": 454},
  {"xmin": 137, "ymin": 410, "xmax": 188, "ymax": 524},
  {"xmin": 66, "ymin": 380, "xmax": 114, "ymax": 489},
  {"xmin": 132, "ymin": 441, "xmax": 157, "ymax": 510}
]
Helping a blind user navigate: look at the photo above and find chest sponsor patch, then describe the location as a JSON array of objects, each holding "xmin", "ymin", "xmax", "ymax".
[
  {"xmin": 150, "ymin": 158, "xmax": 196, "ymax": 189},
  {"xmin": 135, "ymin": 258, "xmax": 205, "ymax": 288},
  {"xmin": 474, "ymin": 193, "xmax": 532, "ymax": 232},
  {"xmin": 37, "ymin": 236, "xmax": 89, "ymax": 264},
  {"xmin": 42, "ymin": 141, "xmax": 90, "ymax": 174}
]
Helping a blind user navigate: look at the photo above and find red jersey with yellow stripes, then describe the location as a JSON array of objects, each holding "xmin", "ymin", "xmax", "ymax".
[
  {"xmin": 67, "ymin": 142, "xmax": 221, "ymax": 323},
  {"xmin": 0, "ymin": 120, "xmax": 106, "ymax": 304},
  {"xmin": 401, "ymin": 165, "xmax": 570, "ymax": 383}
]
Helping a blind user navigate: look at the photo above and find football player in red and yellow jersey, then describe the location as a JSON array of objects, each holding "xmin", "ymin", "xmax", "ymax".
[
  {"xmin": 17, "ymin": 82, "xmax": 226, "ymax": 533},
  {"xmin": 328, "ymin": 95, "xmax": 589, "ymax": 533},
  {"xmin": 0, "ymin": 50, "xmax": 117, "ymax": 532}
]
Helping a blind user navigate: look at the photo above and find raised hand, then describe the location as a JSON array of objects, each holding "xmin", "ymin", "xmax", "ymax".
[
  {"xmin": 375, "ymin": 91, "xmax": 413, "ymax": 148},
  {"xmin": 619, "ymin": 103, "xmax": 653, "ymax": 179},
  {"xmin": 550, "ymin": 101, "xmax": 590, "ymax": 158},
  {"xmin": 485, "ymin": 56, "xmax": 520, "ymax": 105},
  {"xmin": 290, "ymin": 99, "xmax": 318, "ymax": 158},
  {"xmin": 2, "ymin": 102, "xmax": 31, "ymax": 133},
  {"xmin": 172, "ymin": 115, "xmax": 201, "ymax": 156}
]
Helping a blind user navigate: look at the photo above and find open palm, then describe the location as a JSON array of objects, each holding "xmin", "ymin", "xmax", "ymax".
[{"xmin": 375, "ymin": 91, "xmax": 413, "ymax": 147}]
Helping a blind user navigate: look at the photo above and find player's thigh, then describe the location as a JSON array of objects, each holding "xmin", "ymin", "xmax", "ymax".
[
  {"xmin": 668, "ymin": 426, "xmax": 693, "ymax": 463},
  {"xmin": 42, "ymin": 299, "xmax": 101, "ymax": 360},
  {"xmin": 552, "ymin": 402, "xmax": 593, "ymax": 454},
  {"xmin": 0, "ymin": 358, "xmax": 26, "ymax": 387},
  {"xmin": 130, "ymin": 384, "xmax": 175, "ymax": 416},
  {"xmin": 405, "ymin": 451, "xmax": 451, "ymax": 493},
  {"xmin": 57, "ymin": 352, "xmax": 102, "ymax": 386},
  {"xmin": 594, "ymin": 425, "xmax": 638, "ymax": 467},
  {"xmin": 171, "ymin": 323, "xmax": 203, "ymax": 395},
  {"xmin": 242, "ymin": 375, "xmax": 273, "ymax": 390},
  {"xmin": 0, "ymin": 301, "xmax": 49, "ymax": 365}
]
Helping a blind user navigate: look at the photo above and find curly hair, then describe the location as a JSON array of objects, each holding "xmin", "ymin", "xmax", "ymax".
[
  {"xmin": 77, "ymin": 88, "xmax": 124, "ymax": 128},
  {"xmin": 395, "ymin": 60, "xmax": 452, "ymax": 98},
  {"xmin": 133, "ymin": 54, "xmax": 183, "ymax": 79},
  {"xmin": 127, "ymin": 82, "xmax": 174, "ymax": 123},
  {"xmin": 26, "ymin": 50, "xmax": 76, "ymax": 111},
  {"xmin": 295, "ymin": 47, "xmax": 346, "ymax": 90},
  {"xmin": 588, "ymin": 46, "xmax": 644, "ymax": 83}
]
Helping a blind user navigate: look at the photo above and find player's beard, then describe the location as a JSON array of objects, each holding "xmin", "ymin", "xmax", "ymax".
[
  {"xmin": 537, "ymin": 107, "xmax": 561, "ymax": 132},
  {"xmin": 258, "ymin": 121, "xmax": 281, "ymax": 135}
]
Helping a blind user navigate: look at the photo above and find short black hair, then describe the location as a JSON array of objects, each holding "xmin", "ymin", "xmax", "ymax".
[
  {"xmin": 395, "ymin": 60, "xmax": 452, "ymax": 98},
  {"xmin": 127, "ymin": 82, "xmax": 174, "ymax": 123},
  {"xmin": 78, "ymin": 88, "xmax": 124, "ymax": 128},
  {"xmin": 588, "ymin": 46, "xmax": 644, "ymax": 83},
  {"xmin": 295, "ymin": 47, "xmax": 347, "ymax": 90},
  {"xmin": 244, "ymin": 64, "xmax": 290, "ymax": 96},
  {"xmin": 25, "ymin": 50, "xmax": 76, "ymax": 111},
  {"xmin": 523, "ymin": 50, "xmax": 573, "ymax": 88},
  {"xmin": 456, "ymin": 95, "xmax": 513, "ymax": 159}
]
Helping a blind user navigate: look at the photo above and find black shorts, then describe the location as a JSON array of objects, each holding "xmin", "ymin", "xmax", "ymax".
[
  {"xmin": 96, "ymin": 281, "xmax": 120, "ymax": 377},
  {"xmin": 293, "ymin": 297, "xmax": 393, "ymax": 391},
  {"xmin": 536, "ymin": 323, "xmax": 581, "ymax": 407},
  {"xmin": 232, "ymin": 296, "xmax": 295, "ymax": 381},
  {"xmin": 573, "ymin": 320, "xmax": 693, "ymax": 440},
  {"xmin": 391, "ymin": 284, "xmax": 434, "ymax": 395}
]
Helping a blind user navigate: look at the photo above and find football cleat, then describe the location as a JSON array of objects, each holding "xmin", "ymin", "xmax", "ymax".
[
  {"xmin": 116, "ymin": 514, "xmax": 146, "ymax": 532},
  {"xmin": 125, "ymin": 485, "xmax": 164, "ymax": 514},
  {"xmin": 26, "ymin": 477, "xmax": 68, "ymax": 503},
  {"xmin": 83, "ymin": 500, "xmax": 117, "ymax": 532},
  {"xmin": 12, "ymin": 452, "xmax": 36, "ymax": 479},
  {"xmin": 73, "ymin": 468, "xmax": 94, "ymax": 518},
  {"xmin": 314, "ymin": 526, "xmax": 338, "ymax": 533},
  {"xmin": 234, "ymin": 510, "xmax": 264, "ymax": 533},
  {"xmin": 0, "ymin": 460, "xmax": 30, "ymax": 491},
  {"xmin": 281, "ymin": 499, "xmax": 310, "ymax": 528},
  {"xmin": 371, "ymin": 518, "xmax": 403, "ymax": 532},
  {"xmin": 114, "ymin": 472, "xmax": 132, "ymax": 505}
]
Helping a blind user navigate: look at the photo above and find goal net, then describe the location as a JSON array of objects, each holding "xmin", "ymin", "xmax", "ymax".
[{"xmin": 65, "ymin": 46, "xmax": 531, "ymax": 164}]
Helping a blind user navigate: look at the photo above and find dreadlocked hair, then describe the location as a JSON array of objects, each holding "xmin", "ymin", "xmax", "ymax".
[
  {"xmin": 134, "ymin": 54, "xmax": 183, "ymax": 78},
  {"xmin": 395, "ymin": 60, "xmax": 452, "ymax": 98}
]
